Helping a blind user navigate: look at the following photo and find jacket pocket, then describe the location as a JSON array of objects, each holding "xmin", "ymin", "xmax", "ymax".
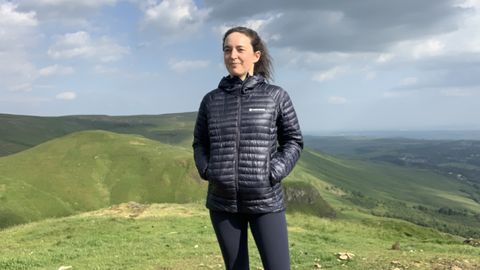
[{"xmin": 267, "ymin": 152, "xmax": 274, "ymax": 186}]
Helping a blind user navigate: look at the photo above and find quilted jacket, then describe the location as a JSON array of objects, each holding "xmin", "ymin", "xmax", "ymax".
[{"xmin": 192, "ymin": 74, "xmax": 303, "ymax": 213}]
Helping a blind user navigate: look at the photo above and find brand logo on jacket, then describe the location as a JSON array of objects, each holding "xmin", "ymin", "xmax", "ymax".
[{"xmin": 249, "ymin": 108, "xmax": 266, "ymax": 112}]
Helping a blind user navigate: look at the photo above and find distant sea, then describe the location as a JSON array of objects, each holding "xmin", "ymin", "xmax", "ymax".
[{"xmin": 304, "ymin": 130, "xmax": 480, "ymax": 140}]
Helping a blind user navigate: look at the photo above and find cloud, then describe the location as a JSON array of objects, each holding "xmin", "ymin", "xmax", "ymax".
[
  {"xmin": 212, "ymin": 13, "xmax": 283, "ymax": 42},
  {"xmin": 0, "ymin": 2, "xmax": 37, "ymax": 26},
  {"xmin": 16, "ymin": 0, "xmax": 117, "ymax": 24},
  {"xmin": 412, "ymin": 39, "xmax": 446, "ymax": 59},
  {"xmin": 376, "ymin": 53, "xmax": 394, "ymax": 63},
  {"xmin": 139, "ymin": 0, "xmax": 209, "ymax": 40},
  {"xmin": 312, "ymin": 66, "xmax": 347, "ymax": 82},
  {"xmin": 0, "ymin": 51, "xmax": 37, "ymax": 92},
  {"xmin": 169, "ymin": 59, "xmax": 210, "ymax": 73},
  {"xmin": 56, "ymin": 91, "xmax": 76, "ymax": 100},
  {"xmin": 328, "ymin": 96, "xmax": 348, "ymax": 104},
  {"xmin": 204, "ymin": 0, "xmax": 469, "ymax": 53},
  {"xmin": 48, "ymin": 31, "xmax": 129, "ymax": 62},
  {"xmin": 0, "ymin": 2, "xmax": 38, "ymax": 50},
  {"xmin": 38, "ymin": 64, "xmax": 74, "ymax": 76}
]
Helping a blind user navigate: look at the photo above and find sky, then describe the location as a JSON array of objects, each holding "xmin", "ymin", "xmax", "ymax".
[{"xmin": 0, "ymin": 0, "xmax": 479, "ymax": 133}]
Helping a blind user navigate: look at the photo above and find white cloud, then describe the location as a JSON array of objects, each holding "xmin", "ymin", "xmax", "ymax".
[
  {"xmin": 169, "ymin": 59, "xmax": 210, "ymax": 73},
  {"xmin": 376, "ymin": 53, "xmax": 394, "ymax": 63},
  {"xmin": 213, "ymin": 13, "xmax": 283, "ymax": 42},
  {"xmin": 328, "ymin": 96, "xmax": 348, "ymax": 104},
  {"xmin": 0, "ymin": 51, "xmax": 37, "ymax": 92},
  {"xmin": 412, "ymin": 39, "xmax": 445, "ymax": 59},
  {"xmin": 16, "ymin": 0, "xmax": 117, "ymax": 25},
  {"xmin": 56, "ymin": 91, "xmax": 76, "ymax": 100},
  {"xmin": 0, "ymin": 2, "xmax": 38, "ymax": 50},
  {"xmin": 0, "ymin": 2, "xmax": 37, "ymax": 26},
  {"xmin": 312, "ymin": 66, "xmax": 346, "ymax": 82},
  {"xmin": 48, "ymin": 31, "xmax": 129, "ymax": 62},
  {"xmin": 30, "ymin": 0, "xmax": 117, "ymax": 8},
  {"xmin": 140, "ymin": 0, "xmax": 210, "ymax": 40},
  {"xmin": 38, "ymin": 64, "xmax": 74, "ymax": 76},
  {"xmin": 140, "ymin": 0, "xmax": 209, "ymax": 36}
]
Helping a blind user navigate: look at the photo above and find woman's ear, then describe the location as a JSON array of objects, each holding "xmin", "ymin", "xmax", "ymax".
[{"xmin": 254, "ymin": 51, "xmax": 261, "ymax": 63}]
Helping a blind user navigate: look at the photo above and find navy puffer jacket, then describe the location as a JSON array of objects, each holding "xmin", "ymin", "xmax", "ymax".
[{"xmin": 192, "ymin": 74, "xmax": 303, "ymax": 213}]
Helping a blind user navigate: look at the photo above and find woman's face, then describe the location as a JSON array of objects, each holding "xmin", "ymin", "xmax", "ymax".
[{"xmin": 223, "ymin": 32, "xmax": 261, "ymax": 81}]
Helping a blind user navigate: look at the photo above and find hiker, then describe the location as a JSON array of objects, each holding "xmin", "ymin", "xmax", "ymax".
[{"xmin": 193, "ymin": 26, "xmax": 303, "ymax": 270}]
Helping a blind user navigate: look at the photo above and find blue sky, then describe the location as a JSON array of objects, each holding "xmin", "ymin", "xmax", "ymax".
[{"xmin": 1, "ymin": 0, "xmax": 479, "ymax": 133}]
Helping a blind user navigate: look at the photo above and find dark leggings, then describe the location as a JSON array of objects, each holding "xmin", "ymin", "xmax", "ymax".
[{"xmin": 209, "ymin": 210, "xmax": 290, "ymax": 270}]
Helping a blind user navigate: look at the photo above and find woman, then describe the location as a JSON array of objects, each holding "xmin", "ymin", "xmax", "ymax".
[{"xmin": 192, "ymin": 26, "xmax": 303, "ymax": 270}]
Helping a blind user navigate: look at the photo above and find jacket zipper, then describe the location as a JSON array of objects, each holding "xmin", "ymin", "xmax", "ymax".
[{"xmin": 235, "ymin": 93, "xmax": 241, "ymax": 193}]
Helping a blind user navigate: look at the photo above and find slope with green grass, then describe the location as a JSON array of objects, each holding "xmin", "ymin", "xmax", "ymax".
[
  {"xmin": 2, "ymin": 121, "xmax": 480, "ymax": 237},
  {"xmin": 0, "ymin": 130, "xmax": 207, "ymax": 228},
  {"xmin": 0, "ymin": 130, "xmax": 335, "ymax": 229},
  {"xmin": 0, "ymin": 202, "xmax": 478, "ymax": 270},
  {"xmin": 292, "ymin": 149, "xmax": 480, "ymax": 237}
]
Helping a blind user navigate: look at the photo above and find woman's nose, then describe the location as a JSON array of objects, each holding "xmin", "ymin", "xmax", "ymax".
[{"xmin": 230, "ymin": 49, "xmax": 238, "ymax": 59}]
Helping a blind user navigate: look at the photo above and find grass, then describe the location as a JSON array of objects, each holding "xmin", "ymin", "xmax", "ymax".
[
  {"xmin": 2, "ymin": 129, "xmax": 480, "ymax": 238},
  {"xmin": 0, "ymin": 130, "xmax": 207, "ymax": 228},
  {"xmin": 0, "ymin": 112, "xmax": 197, "ymax": 157},
  {"xmin": 0, "ymin": 202, "xmax": 479, "ymax": 270}
]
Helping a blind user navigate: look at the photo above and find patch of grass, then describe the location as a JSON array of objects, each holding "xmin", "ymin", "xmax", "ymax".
[
  {"xmin": 0, "ymin": 130, "xmax": 207, "ymax": 229},
  {"xmin": 0, "ymin": 203, "xmax": 478, "ymax": 270}
]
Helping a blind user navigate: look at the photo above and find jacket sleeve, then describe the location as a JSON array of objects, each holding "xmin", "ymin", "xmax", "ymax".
[
  {"xmin": 270, "ymin": 89, "xmax": 303, "ymax": 184},
  {"xmin": 192, "ymin": 95, "xmax": 210, "ymax": 181}
]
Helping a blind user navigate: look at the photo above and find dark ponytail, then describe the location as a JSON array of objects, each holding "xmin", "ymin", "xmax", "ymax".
[{"xmin": 222, "ymin": 26, "xmax": 273, "ymax": 82}]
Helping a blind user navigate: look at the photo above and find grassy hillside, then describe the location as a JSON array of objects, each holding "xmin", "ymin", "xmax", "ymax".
[
  {"xmin": 0, "ymin": 130, "xmax": 336, "ymax": 229},
  {"xmin": 0, "ymin": 113, "xmax": 197, "ymax": 156},
  {"xmin": 0, "ymin": 130, "xmax": 207, "ymax": 228},
  {"xmin": 292, "ymin": 149, "xmax": 480, "ymax": 238},
  {"xmin": 2, "ymin": 114, "xmax": 480, "ymax": 237},
  {"xmin": 0, "ymin": 202, "xmax": 478, "ymax": 270},
  {"xmin": 2, "ymin": 129, "xmax": 479, "ymax": 237}
]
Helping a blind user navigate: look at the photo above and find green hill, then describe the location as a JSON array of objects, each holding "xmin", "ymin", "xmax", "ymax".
[
  {"xmin": 0, "ymin": 113, "xmax": 197, "ymax": 157},
  {"xmin": 0, "ymin": 202, "xmax": 478, "ymax": 270},
  {"xmin": 0, "ymin": 130, "xmax": 335, "ymax": 229},
  {"xmin": 1, "ymin": 113, "xmax": 480, "ymax": 238},
  {"xmin": 292, "ymin": 149, "xmax": 480, "ymax": 237},
  {"xmin": 0, "ymin": 130, "xmax": 207, "ymax": 228}
]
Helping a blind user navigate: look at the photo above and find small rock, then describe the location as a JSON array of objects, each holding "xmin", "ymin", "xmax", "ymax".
[
  {"xmin": 336, "ymin": 252, "xmax": 355, "ymax": 261},
  {"xmin": 451, "ymin": 266, "xmax": 462, "ymax": 270},
  {"xmin": 58, "ymin": 266, "xmax": 72, "ymax": 270},
  {"xmin": 391, "ymin": 260, "xmax": 401, "ymax": 265},
  {"xmin": 314, "ymin": 263, "xmax": 322, "ymax": 268}
]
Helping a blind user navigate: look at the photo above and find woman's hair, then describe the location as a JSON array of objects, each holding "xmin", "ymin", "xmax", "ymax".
[{"xmin": 222, "ymin": 26, "xmax": 273, "ymax": 81}]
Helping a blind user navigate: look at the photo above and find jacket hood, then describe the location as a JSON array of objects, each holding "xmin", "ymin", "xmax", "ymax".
[{"xmin": 218, "ymin": 74, "xmax": 265, "ymax": 95}]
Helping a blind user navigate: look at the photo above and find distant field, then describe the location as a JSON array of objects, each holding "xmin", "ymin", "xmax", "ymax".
[{"xmin": 0, "ymin": 113, "xmax": 197, "ymax": 157}]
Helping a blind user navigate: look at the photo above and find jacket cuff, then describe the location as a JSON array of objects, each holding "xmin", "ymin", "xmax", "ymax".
[
  {"xmin": 199, "ymin": 165, "xmax": 209, "ymax": 181},
  {"xmin": 269, "ymin": 158, "xmax": 282, "ymax": 184}
]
